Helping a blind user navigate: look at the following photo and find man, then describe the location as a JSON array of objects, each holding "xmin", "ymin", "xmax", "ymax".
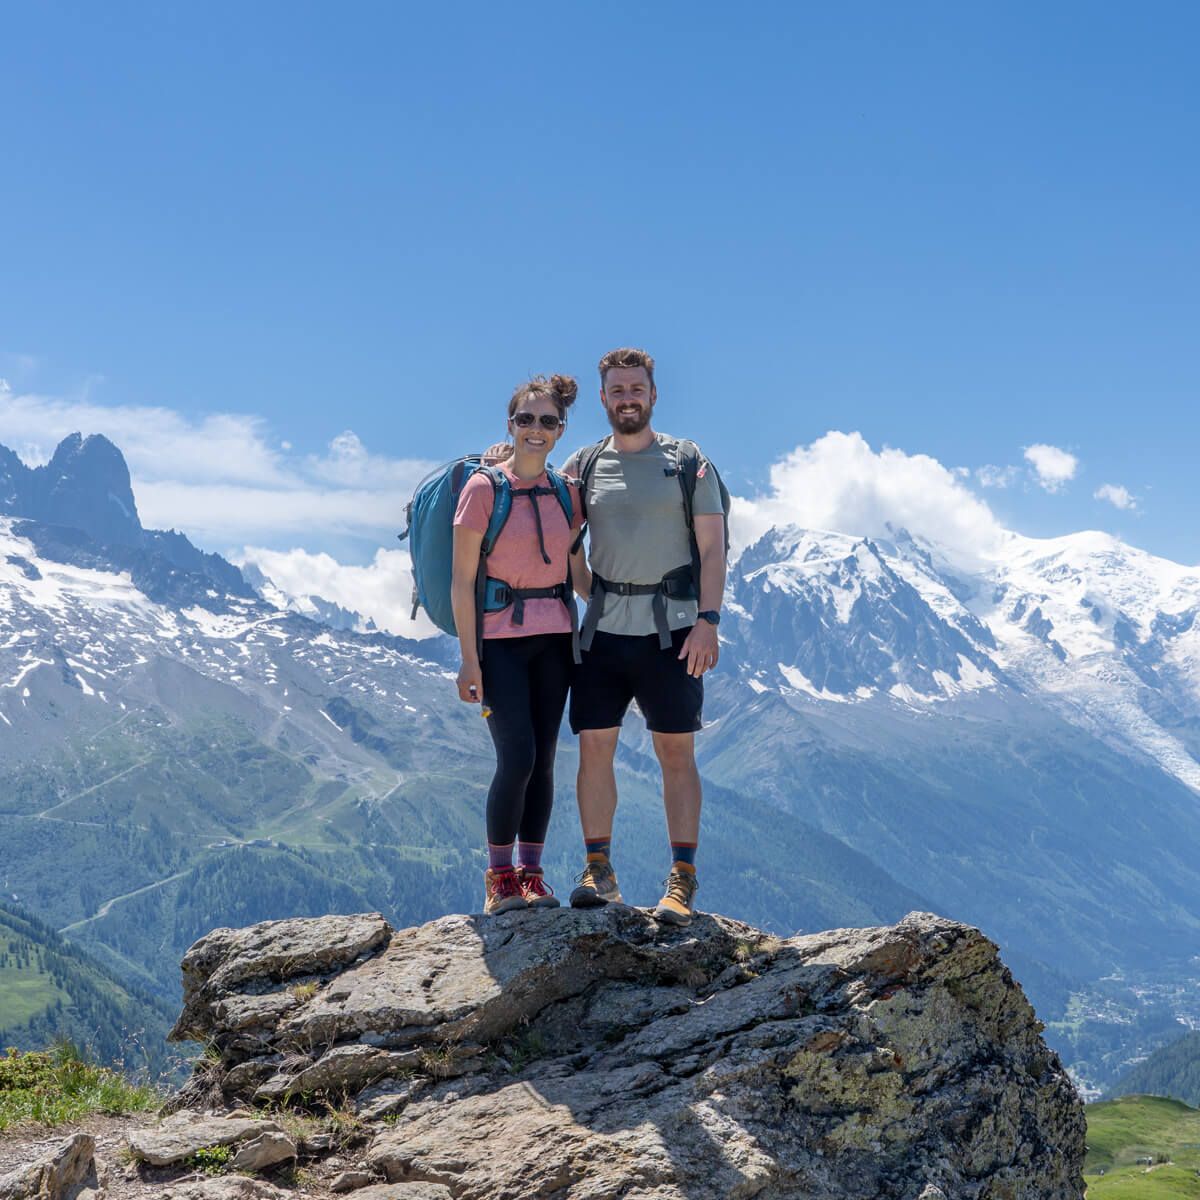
[{"xmin": 562, "ymin": 347, "xmax": 726, "ymax": 926}]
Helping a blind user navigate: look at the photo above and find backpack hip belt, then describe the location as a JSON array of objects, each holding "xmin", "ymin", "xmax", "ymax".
[
  {"xmin": 579, "ymin": 564, "xmax": 695, "ymax": 652},
  {"xmin": 483, "ymin": 578, "xmax": 569, "ymax": 628}
]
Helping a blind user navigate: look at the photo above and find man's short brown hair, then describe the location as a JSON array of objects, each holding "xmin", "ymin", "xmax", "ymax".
[{"xmin": 598, "ymin": 347, "xmax": 655, "ymax": 389}]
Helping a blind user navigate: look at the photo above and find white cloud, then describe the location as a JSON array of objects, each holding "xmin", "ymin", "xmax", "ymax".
[
  {"xmin": 1094, "ymin": 483, "xmax": 1138, "ymax": 511},
  {"xmin": 732, "ymin": 431, "xmax": 1005, "ymax": 565},
  {"xmin": 976, "ymin": 464, "xmax": 1020, "ymax": 489},
  {"xmin": 1023, "ymin": 443, "xmax": 1078, "ymax": 492},
  {"xmin": 0, "ymin": 381, "xmax": 433, "ymax": 551},
  {"xmin": 234, "ymin": 546, "xmax": 438, "ymax": 639},
  {"xmin": 305, "ymin": 430, "xmax": 429, "ymax": 490}
]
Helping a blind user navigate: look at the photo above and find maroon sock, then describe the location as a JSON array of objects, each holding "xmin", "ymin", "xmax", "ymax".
[
  {"xmin": 488, "ymin": 842, "xmax": 514, "ymax": 872},
  {"xmin": 517, "ymin": 841, "xmax": 544, "ymax": 872}
]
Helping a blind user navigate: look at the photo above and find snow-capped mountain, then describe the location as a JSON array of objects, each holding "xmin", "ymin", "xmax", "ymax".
[
  {"xmin": 724, "ymin": 521, "xmax": 1200, "ymax": 794},
  {"xmin": 238, "ymin": 559, "xmax": 378, "ymax": 634},
  {"xmin": 0, "ymin": 515, "xmax": 449, "ymax": 757},
  {"xmin": 727, "ymin": 527, "xmax": 1001, "ymax": 704}
]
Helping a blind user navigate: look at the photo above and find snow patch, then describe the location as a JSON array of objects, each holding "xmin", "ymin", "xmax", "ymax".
[
  {"xmin": 778, "ymin": 663, "xmax": 850, "ymax": 703},
  {"xmin": 5, "ymin": 658, "xmax": 52, "ymax": 689}
]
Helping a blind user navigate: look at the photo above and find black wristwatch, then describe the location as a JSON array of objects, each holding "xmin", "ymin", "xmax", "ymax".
[{"xmin": 698, "ymin": 610, "xmax": 721, "ymax": 626}]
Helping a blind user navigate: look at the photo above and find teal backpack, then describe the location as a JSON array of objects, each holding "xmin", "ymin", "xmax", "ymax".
[{"xmin": 398, "ymin": 456, "xmax": 578, "ymax": 658}]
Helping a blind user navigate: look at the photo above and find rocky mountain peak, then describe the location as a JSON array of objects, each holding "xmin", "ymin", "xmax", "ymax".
[
  {"xmin": 32, "ymin": 431, "xmax": 143, "ymax": 547},
  {"xmin": 160, "ymin": 907, "xmax": 1085, "ymax": 1199},
  {"xmin": 729, "ymin": 523, "xmax": 998, "ymax": 701}
]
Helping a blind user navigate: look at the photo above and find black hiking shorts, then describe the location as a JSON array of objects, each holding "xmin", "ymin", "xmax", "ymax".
[{"xmin": 569, "ymin": 626, "xmax": 703, "ymax": 735}]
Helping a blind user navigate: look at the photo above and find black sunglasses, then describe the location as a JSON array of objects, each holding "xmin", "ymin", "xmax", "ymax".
[{"xmin": 510, "ymin": 412, "xmax": 564, "ymax": 430}]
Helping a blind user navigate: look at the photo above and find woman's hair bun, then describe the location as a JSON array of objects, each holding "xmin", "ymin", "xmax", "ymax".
[
  {"xmin": 550, "ymin": 374, "xmax": 578, "ymax": 408},
  {"xmin": 508, "ymin": 373, "xmax": 578, "ymax": 420}
]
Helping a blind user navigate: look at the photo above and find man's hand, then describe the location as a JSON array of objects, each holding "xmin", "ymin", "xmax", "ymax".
[
  {"xmin": 457, "ymin": 661, "xmax": 483, "ymax": 703},
  {"xmin": 482, "ymin": 442, "xmax": 514, "ymax": 465},
  {"xmin": 679, "ymin": 620, "xmax": 719, "ymax": 678}
]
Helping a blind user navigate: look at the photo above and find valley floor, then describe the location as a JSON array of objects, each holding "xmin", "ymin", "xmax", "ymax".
[{"xmin": 1085, "ymin": 1096, "xmax": 1200, "ymax": 1197}]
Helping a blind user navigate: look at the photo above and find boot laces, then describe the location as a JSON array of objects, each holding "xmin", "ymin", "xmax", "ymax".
[
  {"xmin": 491, "ymin": 870, "xmax": 523, "ymax": 901},
  {"xmin": 662, "ymin": 870, "xmax": 695, "ymax": 907},
  {"xmin": 520, "ymin": 869, "xmax": 554, "ymax": 898},
  {"xmin": 576, "ymin": 859, "xmax": 614, "ymax": 890}
]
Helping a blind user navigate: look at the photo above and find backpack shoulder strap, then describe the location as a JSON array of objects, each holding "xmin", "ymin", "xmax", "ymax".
[
  {"xmin": 675, "ymin": 439, "xmax": 731, "ymax": 558},
  {"xmin": 573, "ymin": 436, "xmax": 612, "ymax": 520},
  {"xmin": 674, "ymin": 437, "xmax": 701, "ymax": 532},
  {"xmin": 479, "ymin": 466, "xmax": 512, "ymax": 556},
  {"xmin": 544, "ymin": 466, "xmax": 575, "ymax": 528}
]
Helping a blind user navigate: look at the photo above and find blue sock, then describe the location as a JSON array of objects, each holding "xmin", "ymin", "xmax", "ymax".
[
  {"xmin": 585, "ymin": 837, "xmax": 611, "ymax": 860},
  {"xmin": 671, "ymin": 842, "xmax": 697, "ymax": 868}
]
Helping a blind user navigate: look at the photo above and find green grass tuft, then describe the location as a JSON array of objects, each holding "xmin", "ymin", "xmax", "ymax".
[
  {"xmin": 0, "ymin": 1041, "xmax": 160, "ymax": 1132},
  {"xmin": 189, "ymin": 1144, "xmax": 233, "ymax": 1175}
]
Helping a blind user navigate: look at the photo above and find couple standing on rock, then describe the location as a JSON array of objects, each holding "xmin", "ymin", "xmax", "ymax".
[{"xmin": 450, "ymin": 347, "xmax": 728, "ymax": 924}]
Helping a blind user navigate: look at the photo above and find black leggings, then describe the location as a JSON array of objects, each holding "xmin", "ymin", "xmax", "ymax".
[{"xmin": 480, "ymin": 633, "xmax": 573, "ymax": 847}]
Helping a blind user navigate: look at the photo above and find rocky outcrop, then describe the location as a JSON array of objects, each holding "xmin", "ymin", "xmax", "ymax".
[
  {"xmin": 0, "ymin": 1133, "xmax": 97, "ymax": 1200},
  {"xmin": 170, "ymin": 906, "xmax": 1086, "ymax": 1199}
]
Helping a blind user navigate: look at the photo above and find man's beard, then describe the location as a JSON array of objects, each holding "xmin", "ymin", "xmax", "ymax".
[{"xmin": 606, "ymin": 404, "xmax": 652, "ymax": 434}]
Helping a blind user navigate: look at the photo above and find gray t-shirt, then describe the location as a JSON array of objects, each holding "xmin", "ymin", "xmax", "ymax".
[{"xmin": 564, "ymin": 433, "xmax": 724, "ymax": 637}]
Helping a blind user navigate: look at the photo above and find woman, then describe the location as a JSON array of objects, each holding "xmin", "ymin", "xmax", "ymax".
[{"xmin": 451, "ymin": 375, "xmax": 583, "ymax": 915}]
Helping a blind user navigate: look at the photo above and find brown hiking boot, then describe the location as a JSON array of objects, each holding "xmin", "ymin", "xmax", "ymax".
[
  {"xmin": 569, "ymin": 856, "xmax": 623, "ymax": 908},
  {"xmin": 654, "ymin": 864, "xmax": 698, "ymax": 926},
  {"xmin": 516, "ymin": 867, "xmax": 560, "ymax": 909},
  {"xmin": 484, "ymin": 867, "xmax": 527, "ymax": 915}
]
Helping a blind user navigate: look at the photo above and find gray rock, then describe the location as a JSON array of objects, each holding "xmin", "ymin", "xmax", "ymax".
[
  {"xmin": 162, "ymin": 1180, "xmax": 289, "ymax": 1200},
  {"xmin": 253, "ymin": 1044, "xmax": 424, "ymax": 1102},
  {"xmin": 173, "ymin": 907, "xmax": 1086, "ymax": 1199},
  {"xmin": 340, "ymin": 1186, "xmax": 453, "ymax": 1200},
  {"xmin": 228, "ymin": 1131, "xmax": 297, "ymax": 1172},
  {"xmin": 298, "ymin": 1131, "xmax": 336, "ymax": 1155},
  {"xmin": 214, "ymin": 992, "xmax": 299, "ymax": 1032},
  {"xmin": 0, "ymin": 1133, "xmax": 96, "ymax": 1200},
  {"xmin": 221, "ymin": 1056, "xmax": 282, "ymax": 1095},
  {"xmin": 354, "ymin": 1077, "xmax": 427, "ymax": 1121},
  {"xmin": 330, "ymin": 1171, "xmax": 376, "ymax": 1193},
  {"xmin": 171, "ymin": 912, "xmax": 391, "ymax": 1043},
  {"xmin": 126, "ymin": 1111, "xmax": 284, "ymax": 1167}
]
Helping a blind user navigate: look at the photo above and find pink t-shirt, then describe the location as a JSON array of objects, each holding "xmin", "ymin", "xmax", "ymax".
[{"xmin": 453, "ymin": 465, "xmax": 583, "ymax": 639}]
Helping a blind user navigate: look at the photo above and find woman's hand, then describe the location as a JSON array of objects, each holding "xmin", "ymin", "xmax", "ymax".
[
  {"xmin": 457, "ymin": 660, "xmax": 483, "ymax": 704},
  {"xmin": 482, "ymin": 442, "xmax": 514, "ymax": 466}
]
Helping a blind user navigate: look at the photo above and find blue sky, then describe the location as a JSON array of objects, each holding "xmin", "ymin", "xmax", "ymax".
[{"xmin": 2, "ymin": 2, "xmax": 1197, "ymax": 601}]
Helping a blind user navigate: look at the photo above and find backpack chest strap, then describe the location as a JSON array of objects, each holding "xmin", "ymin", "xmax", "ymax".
[{"xmin": 509, "ymin": 486, "xmax": 556, "ymax": 566}]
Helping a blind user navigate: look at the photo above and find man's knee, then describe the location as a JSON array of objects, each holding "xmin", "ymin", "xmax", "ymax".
[
  {"xmin": 652, "ymin": 732, "xmax": 696, "ymax": 774},
  {"xmin": 579, "ymin": 727, "xmax": 619, "ymax": 768}
]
